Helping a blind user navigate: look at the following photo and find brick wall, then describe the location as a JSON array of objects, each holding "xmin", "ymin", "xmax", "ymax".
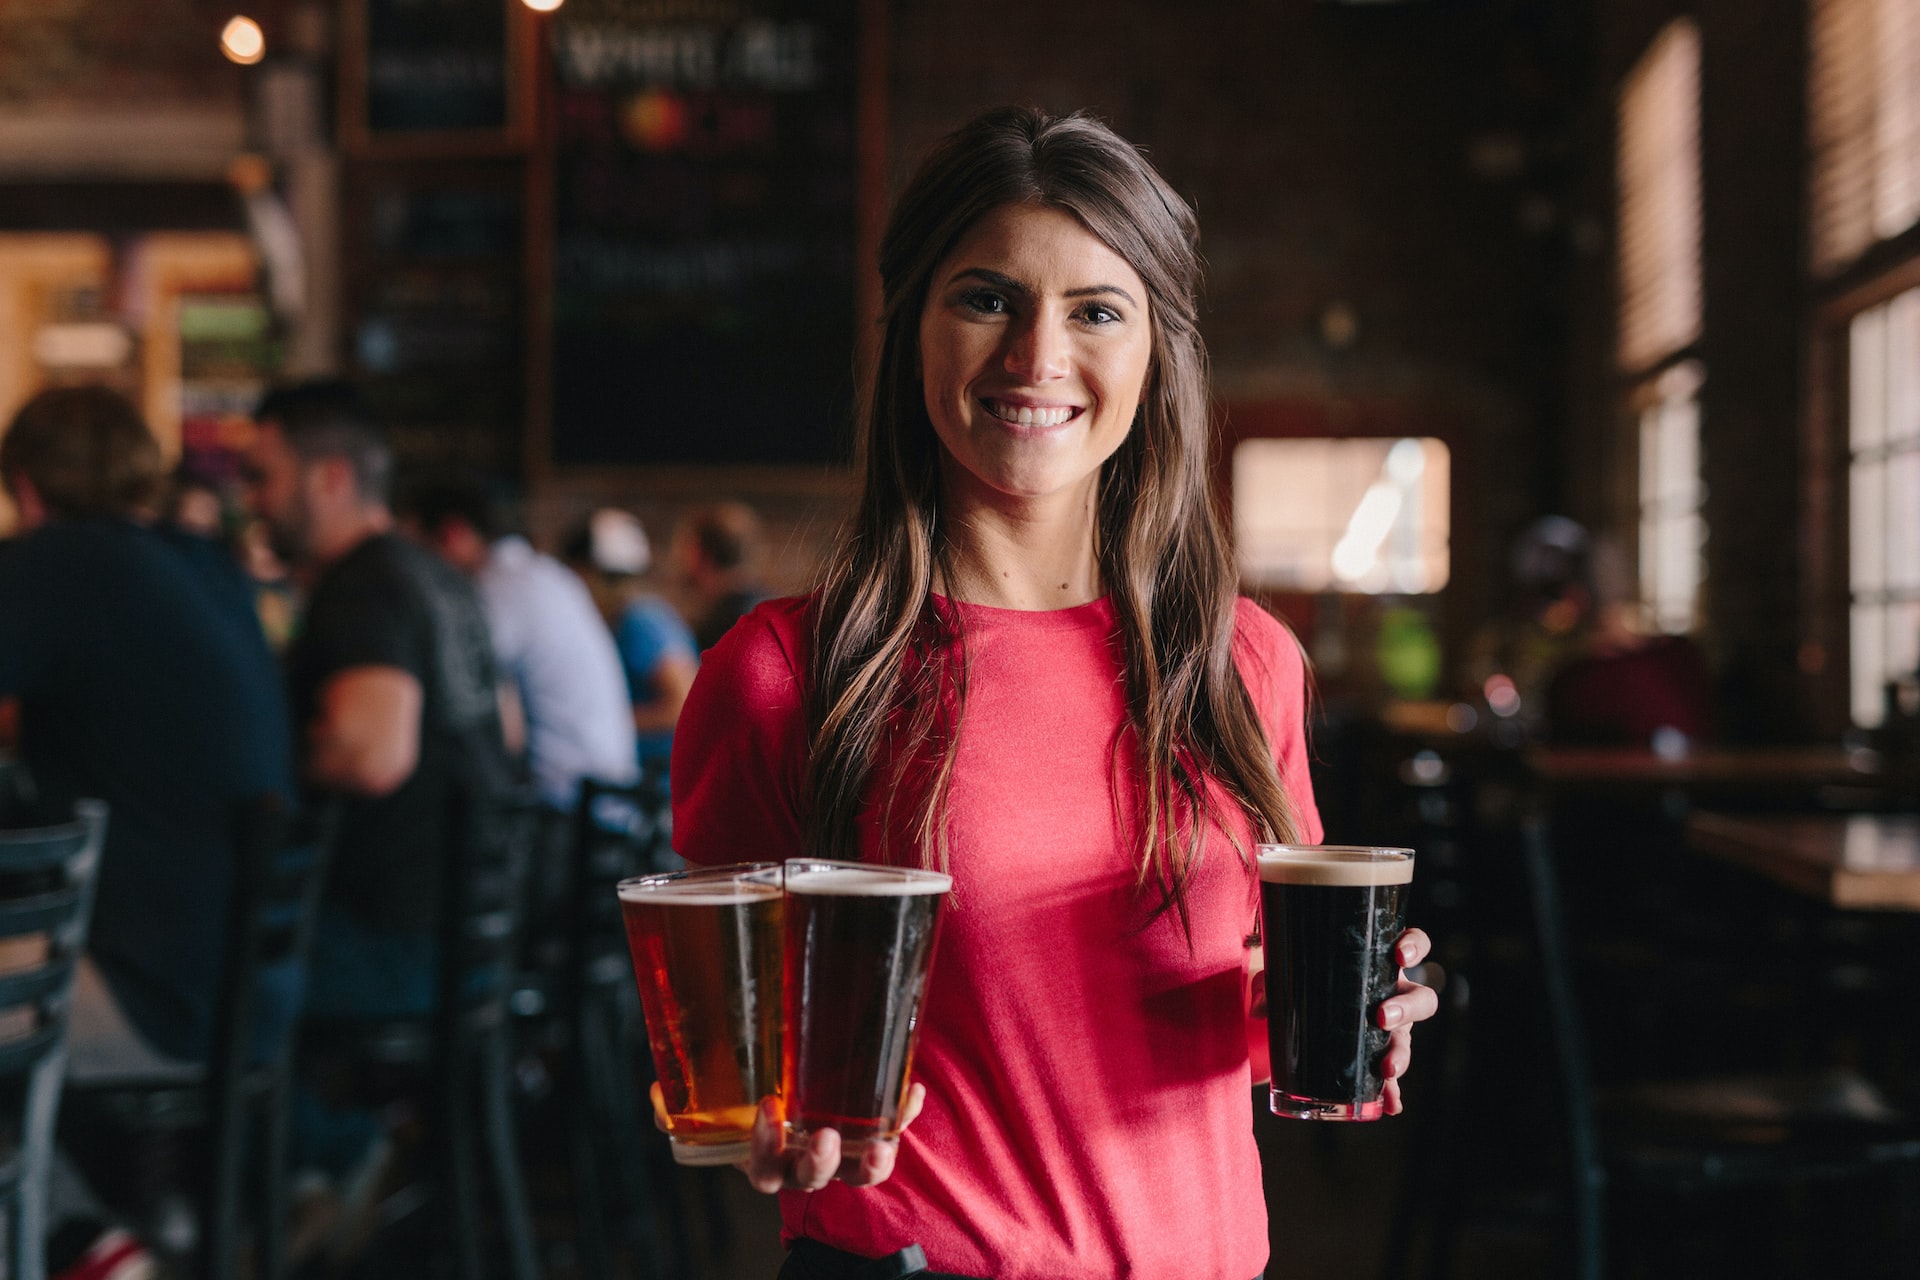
[{"xmin": 887, "ymin": 0, "xmax": 1588, "ymax": 682}]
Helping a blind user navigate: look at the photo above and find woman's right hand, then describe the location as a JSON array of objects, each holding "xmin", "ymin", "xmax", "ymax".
[{"xmin": 649, "ymin": 1081, "xmax": 927, "ymax": 1193}]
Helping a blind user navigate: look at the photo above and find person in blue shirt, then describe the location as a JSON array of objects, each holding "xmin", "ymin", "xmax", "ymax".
[{"xmin": 561, "ymin": 509, "xmax": 698, "ymax": 777}]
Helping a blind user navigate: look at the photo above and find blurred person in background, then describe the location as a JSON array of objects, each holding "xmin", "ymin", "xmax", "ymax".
[
  {"xmin": 1545, "ymin": 532, "xmax": 1713, "ymax": 749},
  {"xmin": 160, "ymin": 462, "xmax": 227, "ymax": 542},
  {"xmin": 404, "ymin": 476, "xmax": 638, "ymax": 898},
  {"xmin": 1461, "ymin": 514, "xmax": 1598, "ymax": 727},
  {"xmin": 161, "ymin": 458, "xmax": 300, "ymax": 652},
  {"xmin": 0, "ymin": 385, "xmax": 295, "ymax": 1280},
  {"xmin": 1464, "ymin": 514, "xmax": 1712, "ymax": 749},
  {"xmin": 670, "ymin": 500, "xmax": 774, "ymax": 652},
  {"xmin": 244, "ymin": 381, "xmax": 511, "ymax": 1243},
  {"xmin": 562, "ymin": 509, "xmax": 697, "ymax": 779}
]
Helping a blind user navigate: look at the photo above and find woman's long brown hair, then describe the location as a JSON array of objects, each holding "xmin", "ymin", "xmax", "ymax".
[{"xmin": 805, "ymin": 106, "xmax": 1303, "ymax": 933}]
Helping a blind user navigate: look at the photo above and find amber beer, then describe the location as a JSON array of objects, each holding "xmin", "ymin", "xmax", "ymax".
[
  {"xmin": 620, "ymin": 864, "xmax": 783, "ymax": 1165},
  {"xmin": 1259, "ymin": 846, "xmax": 1414, "ymax": 1121},
  {"xmin": 782, "ymin": 861, "xmax": 952, "ymax": 1154}
]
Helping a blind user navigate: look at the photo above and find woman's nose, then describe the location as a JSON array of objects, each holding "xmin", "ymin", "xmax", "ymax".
[{"xmin": 1002, "ymin": 312, "xmax": 1071, "ymax": 382}]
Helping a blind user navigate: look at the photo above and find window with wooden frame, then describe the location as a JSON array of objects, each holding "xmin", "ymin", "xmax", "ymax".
[
  {"xmin": 1636, "ymin": 360, "xmax": 1706, "ymax": 636},
  {"xmin": 1618, "ymin": 19, "xmax": 1704, "ymax": 634},
  {"xmin": 1811, "ymin": 0, "xmax": 1920, "ymax": 727},
  {"xmin": 1843, "ymin": 292, "xmax": 1920, "ymax": 727}
]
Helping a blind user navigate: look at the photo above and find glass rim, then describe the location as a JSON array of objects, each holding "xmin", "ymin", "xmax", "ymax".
[
  {"xmin": 1255, "ymin": 845, "xmax": 1414, "ymax": 862},
  {"xmin": 617, "ymin": 861, "xmax": 783, "ymax": 901},
  {"xmin": 782, "ymin": 857, "xmax": 954, "ymax": 894},
  {"xmin": 1256, "ymin": 845, "xmax": 1413, "ymax": 886}
]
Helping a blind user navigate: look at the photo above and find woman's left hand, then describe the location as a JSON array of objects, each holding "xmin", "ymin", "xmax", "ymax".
[{"xmin": 1379, "ymin": 928, "xmax": 1439, "ymax": 1115}]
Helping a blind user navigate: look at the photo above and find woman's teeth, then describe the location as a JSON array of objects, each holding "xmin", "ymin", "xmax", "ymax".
[{"xmin": 985, "ymin": 400, "xmax": 1076, "ymax": 427}]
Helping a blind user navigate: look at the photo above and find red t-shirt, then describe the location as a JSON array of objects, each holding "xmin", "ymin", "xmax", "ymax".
[{"xmin": 671, "ymin": 594, "xmax": 1322, "ymax": 1279}]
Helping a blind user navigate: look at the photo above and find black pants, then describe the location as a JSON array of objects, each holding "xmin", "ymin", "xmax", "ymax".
[{"xmin": 777, "ymin": 1238, "xmax": 981, "ymax": 1280}]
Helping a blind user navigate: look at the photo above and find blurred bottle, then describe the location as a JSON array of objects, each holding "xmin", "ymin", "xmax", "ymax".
[{"xmin": 1377, "ymin": 606, "xmax": 1442, "ymax": 702}]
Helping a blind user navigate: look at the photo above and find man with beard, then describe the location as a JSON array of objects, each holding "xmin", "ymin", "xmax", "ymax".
[{"xmin": 242, "ymin": 381, "xmax": 510, "ymax": 1237}]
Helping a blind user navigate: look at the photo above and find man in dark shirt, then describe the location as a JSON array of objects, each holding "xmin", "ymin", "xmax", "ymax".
[{"xmin": 243, "ymin": 380, "xmax": 509, "ymax": 1192}]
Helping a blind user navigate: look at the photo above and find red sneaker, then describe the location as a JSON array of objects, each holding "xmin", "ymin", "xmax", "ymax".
[{"xmin": 49, "ymin": 1228, "xmax": 157, "ymax": 1280}]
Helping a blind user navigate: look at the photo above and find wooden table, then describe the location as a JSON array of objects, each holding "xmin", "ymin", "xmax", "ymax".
[
  {"xmin": 1685, "ymin": 811, "xmax": 1920, "ymax": 911},
  {"xmin": 1529, "ymin": 745, "xmax": 1878, "ymax": 789}
]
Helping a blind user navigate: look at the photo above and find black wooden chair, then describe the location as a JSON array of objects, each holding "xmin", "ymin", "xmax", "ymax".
[
  {"xmin": 558, "ymin": 776, "xmax": 677, "ymax": 1280},
  {"xmin": 0, "ymin": 798, "xmax": 107, "ymax": 1280},
  {"xmin": 309, "ymin": 783, "xmax": 541, "ymax": 1280},
  {"xmin": 1518, "ymin": 808, "xmax": 1920, "ymax": 1278},
  {"xmin": 64, "ymin": 794, "xmax": 333, "ymax": 1280}
]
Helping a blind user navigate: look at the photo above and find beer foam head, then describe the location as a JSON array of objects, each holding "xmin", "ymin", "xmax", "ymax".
[
  {"xmin": 784, "ymin": 861, "xmax": 953, "ymax": 896},
  {"xmin": 1256, "ymin": 846, "xmax": 1414, "ymax": 887},
  {"xmin": 618, "ymin": 867, "xmax": 782, "ymax": 906}
]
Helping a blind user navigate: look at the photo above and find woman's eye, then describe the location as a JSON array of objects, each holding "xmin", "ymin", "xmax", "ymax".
[
  {"xmin": 1079, "ymin": 303, "xmax": 1122, "ymax": 325},
  {"xmin": 959, "ymin": 289, "xmax": 1008, "ymax": 315}
]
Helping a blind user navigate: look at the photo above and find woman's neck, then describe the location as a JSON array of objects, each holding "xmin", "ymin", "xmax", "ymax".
[{"xmin": 936, "ymin": 482, "xmax": 1103, "ymax": 611}]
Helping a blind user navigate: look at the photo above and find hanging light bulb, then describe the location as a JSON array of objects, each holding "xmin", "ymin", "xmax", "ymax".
[
  {"xmin": 221, "ymin": 15, "xmax": 266, "ymax": 65},
  {"xmin": 521, "ymin": 0, "xmax": 565, "ymax": 11}
]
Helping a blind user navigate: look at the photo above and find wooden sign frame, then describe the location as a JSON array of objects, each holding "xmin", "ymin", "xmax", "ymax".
[{"xmin": 338, "ymin": 0, "xmax": 539, "ymax": 159}]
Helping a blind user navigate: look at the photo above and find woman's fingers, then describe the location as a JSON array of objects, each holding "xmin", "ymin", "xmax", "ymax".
[
  {"xmin": 1395, "ymin": 928, "xmax": 1431, "ymax": 968},
  {"xmin": 788, "ymin": 1126, "xmax": 841, "ymax": 1191},
  {"xmin": 1381, "ymin": 1026, "xmax": 1412, "ymax": 1079},
  {"xmin": 840, "ymin": 1081, "xmax": 925, "ymax": 1187},
  {"xmin": 742, "ymin": 1097, "xmax": 787, "ymax": 1194},
  {"xmin": 734, "ymin": 1085, "xmax": 921, "ymax": 1194},
  {"xmin": 1374, "ymin": 931, "xmax": 1432, "ymax": 1117},
  {"xmin": 1378, "ymin": 975, "xmax": 1441, "ymax": 1029},
  {"xmin": 843, "ymin": 1137, "xmax": 900, "ymax": 1187},
  {"xmin": 898, "ymin": 1080, "xmax": 927, "ymax": 1131},
  {"xmin": 649, "ymin": 1082, "xmax": 670, "ymax": 1134}
]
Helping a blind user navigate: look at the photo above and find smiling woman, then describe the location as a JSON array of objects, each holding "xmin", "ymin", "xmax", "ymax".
[
  {"xmin": 917, "ymin": 203, "xmax": 1154, "ymax": 552},
  {"xmin": 667, "ymin": 106, "xmax": 1437, "ymax": 1280}
]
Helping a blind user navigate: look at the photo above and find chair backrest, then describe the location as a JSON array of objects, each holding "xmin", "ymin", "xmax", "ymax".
[
  {"xmin": 209, "ymin": 795, "xmax": 334, "ymax": 1095},
  {"xmin": 435, "ymin": 784, "xmax": 539, "ymax": 1040},
  {"xmin": 568, "ymin": 778, "xmax": 670, "ymax": 999},
  {"xmin": 0, "ymin": 799, "xmax": 108, "ymax": 1080},
  {"xmin": 0, "ymin": 798, "xmax": 107, "ymax": 1280}
]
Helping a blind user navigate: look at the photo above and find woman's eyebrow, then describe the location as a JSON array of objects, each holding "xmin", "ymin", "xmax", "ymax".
[
  {"xmin": 948, "ymin": 267, "xmax": 1030, "ymax": 294},
  {"xmin": 1064, "ymin": 284, "xmax": 1138, "ymax": 306},
  {"xmin": 946, "ymin": 267, "xmax": 1138, "ymax": 307}
]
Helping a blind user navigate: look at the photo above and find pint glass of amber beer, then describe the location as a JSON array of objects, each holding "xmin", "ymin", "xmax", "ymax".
[
  {"xmin": 781, "ymin": 860, "xmax": 952, "ymax": 1155},
  {"xmin": 620, "ymin": 863, "xmax": 783, "ymax": 1165},
  {"xmin": 1258, "ymin": 845, "xmax": 1414, "ymax": 1121}
]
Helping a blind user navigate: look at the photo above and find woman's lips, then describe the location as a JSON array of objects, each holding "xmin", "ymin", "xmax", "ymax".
[{"xmin": 981, "ymin": 398, "xmax": 1081, "ymax": 427}]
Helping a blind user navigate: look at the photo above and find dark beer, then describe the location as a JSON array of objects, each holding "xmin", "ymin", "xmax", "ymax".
[
  {"xmin": 1259, "ymin": 846, "xmax": 1414, "ymax": 1121},
  {"xmin": 620, "ymin": 864, "xmax": 783, "ymax": 1164},
  {"xmin": 781, "ymin": 861, "xmax": 951, "ymax": 1153}
]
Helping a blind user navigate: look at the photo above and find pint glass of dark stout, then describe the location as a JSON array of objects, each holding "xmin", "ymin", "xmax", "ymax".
[
  {"xmin": 620, "ymin": 863, "xmax": 783, "ymax": 1165},
  {"xmin": 782, "ymin": 860, "xmax": 952, "ymax": 1155},
  {"xmin": 1258, "ymin": 845, "xmax": 1414, "ymax": 1121}
]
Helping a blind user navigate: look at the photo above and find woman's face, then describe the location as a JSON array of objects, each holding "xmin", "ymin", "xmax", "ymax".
[{"xmin": 917, "ymin": 203, "xmax": 1153, "ymax": 514}]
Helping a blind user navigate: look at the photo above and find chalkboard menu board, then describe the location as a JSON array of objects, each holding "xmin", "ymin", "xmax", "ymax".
[
  {"xmin": 549, "ymin": 0, "xmax": 858, "ymax": 466},
  {"xmin": 342, "ymin": 164, "xmax": 526, "ymax": 476},
  {"xmin": 365, "ymin": 0, "xmax": 509, "ymax": 134}
]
